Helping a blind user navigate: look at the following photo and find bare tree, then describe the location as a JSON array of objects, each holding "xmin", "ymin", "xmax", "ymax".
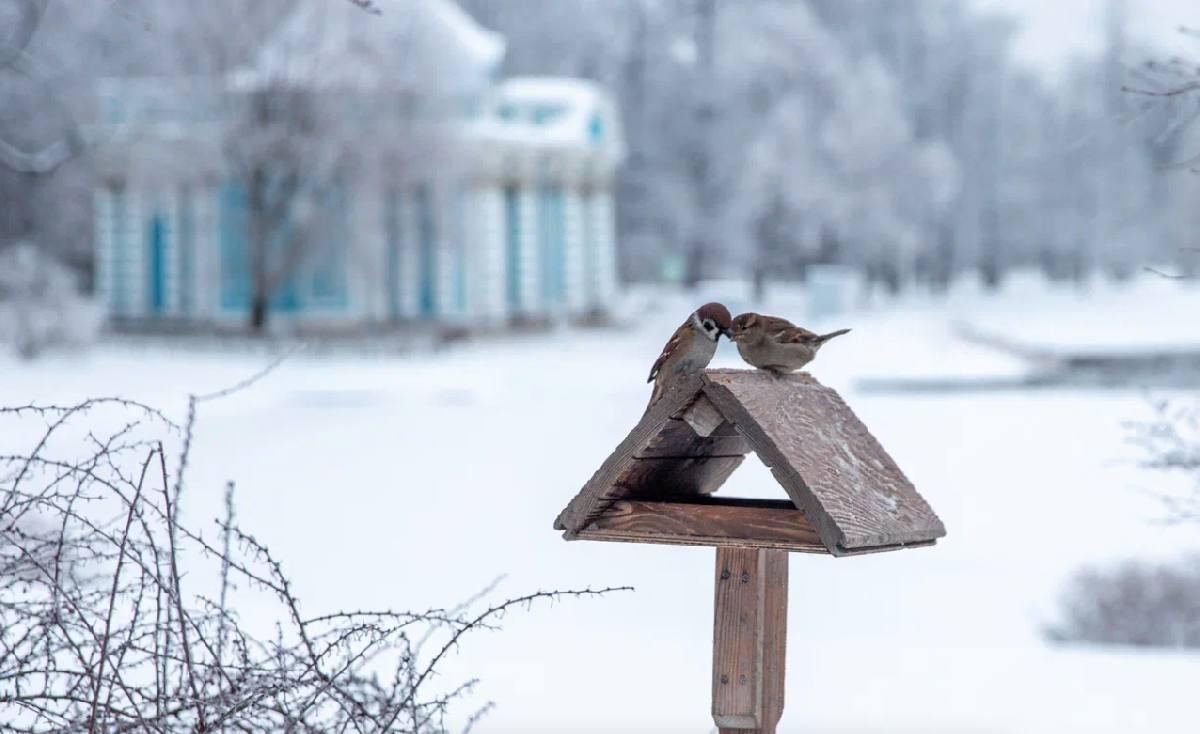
[
  {"xmin": 0, "ymin": 371, "xmax": 627, "ymax": 731},
  {"xmin": 0, "ymin": 0, "xmax": 85, "ymax": 175},
  {"xmin": 1, "ymin": 0, "xmax": 413, "ymax": 332},
  {"xmin": 182, "ymin": 0, "xmax": 463, "ymax": 332}
]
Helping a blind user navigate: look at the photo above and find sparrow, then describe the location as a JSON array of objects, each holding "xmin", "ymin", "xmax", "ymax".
[
  {"xmin": 730, "ymin": 312, "xmax": 850, "ymax": 373},
  {"xmin": 646, "ymin": 302, "xmax": 733, "ymax": 407}
]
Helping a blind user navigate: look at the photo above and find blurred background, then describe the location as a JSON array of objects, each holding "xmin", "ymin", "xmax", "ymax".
[{"xmin": 3, "ymin": 0, "xmax": 1200, "ymax": 732}]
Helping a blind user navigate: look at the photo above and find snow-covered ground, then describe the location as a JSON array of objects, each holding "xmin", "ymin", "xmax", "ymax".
[{"xmin": 3, "ymin": 273, "xmax": 1199, "ymax": 733}]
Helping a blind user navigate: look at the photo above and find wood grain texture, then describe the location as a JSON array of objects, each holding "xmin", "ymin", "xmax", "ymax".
[
  {"xmin": 683, "ymin": 394, "xmax": 725, "ymax": 437},
  {"xmin": 553, "ymin": 374, "xmax": 707, "ymax": 536},
  {"xmin": 712, "ymin": 547, "xmax": 765, "ymax": 729},
  {"xmin": 700, "ymin": 369, "xmax": 945, "ymax": 553},
  {"xmin": 713, "ymin": 548, "xmax": 788, "ymax": 734},
  {"xmin": 555, "ymin": 368, "xmax": 944, "ymax": 555},
  {"xmin": 618, "ymin": 456, "xmax": 745, "ymax": 500},
  {"xmin": 756, "ymin": 549, "xmax": 788, "ymax": 734},
  {"xmin": 577, "ymin": 498, "xmax": 824, "ymax": 552},
  {"xmin": 634, "ymin": 418, "xmax": 751, "ymax": 459}
]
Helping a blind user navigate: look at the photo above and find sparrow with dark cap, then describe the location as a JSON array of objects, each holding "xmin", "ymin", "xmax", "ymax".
[
  {"xmin": 730, "ymin": 312, "xmax": 849, "ymax": 373},
  {"xmin": 646, "ymin": 302, "xmax": 733, "ymax": 407}
]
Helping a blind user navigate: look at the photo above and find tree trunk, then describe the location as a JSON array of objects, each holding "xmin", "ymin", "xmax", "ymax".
[
  {"xmin": 751, "ymin": 264, "xmax": 766, "ymax": 303},
  {"xmin": 250, "ymin": 293, "xmax": 268, "ymax": 333}
]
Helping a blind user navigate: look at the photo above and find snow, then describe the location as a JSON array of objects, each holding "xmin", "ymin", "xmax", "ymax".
[
  {"xmin": 241, "ymin": 0, "xmax": 505, "ymax": 92},
  {"xmin": 3, "ymin": 273, "xmax": 1200, "ymax": 732},
  {"xmin": 472, "ymin": 76, "xmax": 623, "ymax": 156}
]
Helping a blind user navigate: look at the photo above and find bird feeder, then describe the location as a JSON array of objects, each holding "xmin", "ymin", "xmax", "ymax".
[{"xmin": 554, "ymin": 369, "xmax": 945, "ymax": 733}]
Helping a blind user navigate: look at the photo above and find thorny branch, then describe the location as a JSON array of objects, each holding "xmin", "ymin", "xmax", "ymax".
[
  {"xmin": 1, "ymin": 365, "xmax": 630, "ymax": 732},
  {"xmin": 1128, "ymin": 399, "xmax": 1200, "ymax": 525}
]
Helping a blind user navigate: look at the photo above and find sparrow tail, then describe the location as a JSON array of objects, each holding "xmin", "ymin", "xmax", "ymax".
[{"xmin": 816, "ymin": 328, "xmax": 851, "ymax": 343}]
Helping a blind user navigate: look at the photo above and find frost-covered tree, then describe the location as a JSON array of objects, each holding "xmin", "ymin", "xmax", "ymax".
[
  {"xmin": 0, "ymin": 0, "xmax": 412, "ymax": 331},
  {"xmin": 7, "ymin": 0, "xmax": 1199, "ymax": 296},
  {"xmin": 0, "ymin": 241, "xmax": 99, "ymax": 358}
]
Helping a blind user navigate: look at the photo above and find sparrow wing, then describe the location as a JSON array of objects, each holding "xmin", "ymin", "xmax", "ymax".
[
  {"xmin": 648, "ymin": 323, "xmax": 687, "ymax": 383},
  {"xmin": 773, "ymin": 325, "xmax": 822, "ymax": 344},
  {"xmin": 759, "ymin": 315, "xmax": 797, "ymax": 332}
]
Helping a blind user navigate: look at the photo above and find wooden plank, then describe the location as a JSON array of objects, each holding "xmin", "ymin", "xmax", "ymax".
[
  {"xmin": 617, "ymin": 456, "xmax": 745, "ymax": 500},
  {"xmin": 701, "ymin": 369, "xmax": 945, "ymax": 553},
  {"xmin": 713, "ymin": 549, "xmax": 788, "ymax": 734},
  {"xmin": 682, "ymin": 394, "xmax": 725, "ymax": 437},
  {"xmin": 576, "ymin": 498, "xmax": 825, "ymax": 552},
  {"xmin": 712, "ymin": 547, "xmax": 765, "ymax": 729},
  {"xmin": 635, "ymin": 418, "xmax": 751, "ymax": 458},
  {"xmin": 554, "ymin": 374, "xmax": 707, "ymax": 536},
  {"xmin": 757, "ymin": 549, "xmax": 788, "ymax": 734}
]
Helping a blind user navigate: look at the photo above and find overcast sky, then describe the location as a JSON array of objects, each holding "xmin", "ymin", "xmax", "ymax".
[{"xmin": 971, "ymin": 0, "xmax": 1197, "ymax": 78}]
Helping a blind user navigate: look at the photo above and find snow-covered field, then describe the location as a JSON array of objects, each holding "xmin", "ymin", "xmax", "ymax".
[{"xmin": 3, "ymin": 274, "xmax": 1199, "ymax": 733}]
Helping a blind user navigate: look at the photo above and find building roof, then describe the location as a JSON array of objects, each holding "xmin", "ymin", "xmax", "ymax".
[
  {"xmin": 472, "ymin": 76, "xmax": 625, "ymax": 158},
  {"xmin": 240, "ymin": 0, "xmax": 505, "ymax": 93},
  {"xmin": 554, "ymin": 369, "xmax": 945, "ymax": 556}
]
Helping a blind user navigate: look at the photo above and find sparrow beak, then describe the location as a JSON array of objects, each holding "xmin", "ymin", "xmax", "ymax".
[{"xmin": 723, "ymin": 328, "xmax": 736, "ymax": 341}]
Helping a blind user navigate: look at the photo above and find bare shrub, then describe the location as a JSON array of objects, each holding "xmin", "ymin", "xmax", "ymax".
[
  {"xmin": 1046, "ymin": 400, "xmax": 1200, "ymax": 650},
  {"xmin": 1045, "ymin": 557, "xmax": 1200, "ymax": 649},
  {"xmin": 0, "ymin": 378, "xmax": 625, "ymax": 731}
]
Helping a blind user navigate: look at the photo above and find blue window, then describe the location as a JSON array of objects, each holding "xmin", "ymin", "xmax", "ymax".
[
  {"xmin": 219, "ymin": 180, "xmax": 250, "ymax": 311},
  {"xmin": 220, "ymin": 178, "xmax": 312, "ymax": 314},
  {"xmin": 532, "ymin": 106, "xmax": 564, "ymax": 125},
  {"xmin": 384, "ymin": 187, "xmax": 404, "ymax": 320},
  {"xmin": 504, "ymin": 185, "xmax": 521, "ymax": 311},
  {"xmin": 415, "ymin": 184, "xmax": 437, "ymax": 317},
  {"xmin": 147, "ymin": 213, "xmax": 167, "ymax": 314},
  {"xmin": 310, "ymin": 183, "xmax": 348, "ymax": 308},
  {"xmin": 538, "ymin": 185, "xmax": 566, "ymax": 306},
  {"xmin": 588, "ymin": 113, "xmax": 604, "ymax": 144},
  {"xmin": 497, "ymin": 104, "xmax": 520, "ymax": 122}
]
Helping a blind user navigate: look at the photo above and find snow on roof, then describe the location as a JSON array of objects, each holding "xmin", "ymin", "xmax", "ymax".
[
  {"xmin": 470, "ymin": 76, "xmax": 625, "ymax": 156},
  {"xmin": 493, "ymin": 77, "xmax": 605, "ymax": 106},
  {"xmin": 241, "ymin": 0, "xmax": 505, "ymax": 92}
]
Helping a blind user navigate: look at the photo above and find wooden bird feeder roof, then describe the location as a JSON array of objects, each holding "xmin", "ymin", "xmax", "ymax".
[{"xmin": 554, "ymin": 369, "xmax": 945, "ymax": 556}]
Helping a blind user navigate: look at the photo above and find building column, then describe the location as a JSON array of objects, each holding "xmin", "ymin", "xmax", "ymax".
[
  {"xmin": 118, "ymin": 187, "xmax": 145, "ymax": 318},
  {"xmin": 471, "ymin": 184, "xmax": 506, "ymax": 324},
  {"xmin": 194, "ymin": 180, "xmax": 220, "ymax": 322},
  {"xmin": 516, "ymin": 183, "xmax": 540, "ymax": 317},
  {"xmin": 563, "ymin": 186, "xmax": 586, "ymax": 314},
  {"xmin": 158, "ymin": 189, "xmax": 180, "ymax": 316},
  {"xmin": 94, "ymin": 186, "xmax": 115, "ymax": 316},
  {"xmin": 589, "ymin": 186, "xmax": 618, "ymax": 310},
  {"xmin": 438, "ymin": 184, "xmax": 469, "ymax": 320},
  {"xmin": 350, "ymin": 182, "xmax": 387, "ymax": 323},
  {"xmin": 384, "ymin": 185, "xmax": 420, "ymax": 320}
]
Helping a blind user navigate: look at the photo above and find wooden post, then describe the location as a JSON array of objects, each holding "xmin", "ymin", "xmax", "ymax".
[{"xmin": 712, "ymin": 547, "xmax": 788, "ymax": 734}]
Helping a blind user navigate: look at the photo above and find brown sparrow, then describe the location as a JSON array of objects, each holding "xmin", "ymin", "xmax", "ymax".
[
  {"xmin": 730, "ymin": 312, "xmax": 850, "ymax": 373},
  {"xmin": 646, "ymin": 302, "xmax": 733, "ymax": 407}
]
